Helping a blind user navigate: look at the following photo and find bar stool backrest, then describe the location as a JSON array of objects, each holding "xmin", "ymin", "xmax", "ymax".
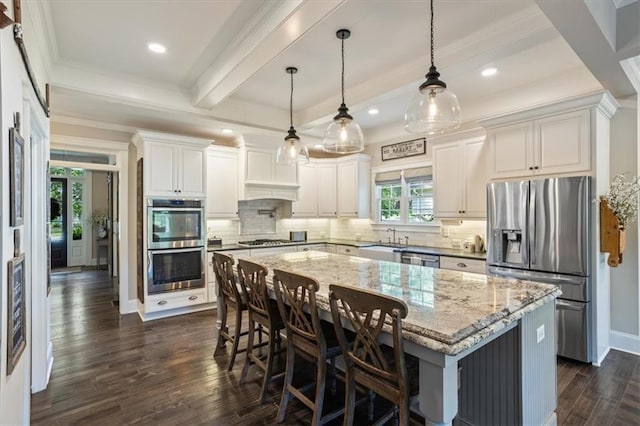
[
  {"xmin": 213, "ymin": 252, "xmax": 241, "ymax": 304},
  {"xmin": 329, "ymin": 284, "xmax": 409, "ymax": 387},
  {"xmin": 237, "ymin": 259, "xmax": 270, "ymax": 318},
  {"xmin": 273, "ymin": 268, "xmax": 325, "ymax": 355}
]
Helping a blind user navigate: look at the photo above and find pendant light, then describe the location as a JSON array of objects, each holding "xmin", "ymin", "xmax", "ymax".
[
  {"xmin": 322, "ymin": 29, "xmax": 364, "ymax": 154},
  {"xmin": 404, "ymin": 0, "xmax": 461, "ymax": 134},
  {"xmin": 277, "ymin": 66, "xmax": 309, "ymax": 165}
]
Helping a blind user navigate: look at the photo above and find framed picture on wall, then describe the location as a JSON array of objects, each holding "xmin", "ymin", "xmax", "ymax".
[
  {"xmin": 7, "ymin": 254, "xmax": 26, "ymax": 375},
  {"xmin": 9, "ymin": 127, "xmax": 25, "ymax": 226}
]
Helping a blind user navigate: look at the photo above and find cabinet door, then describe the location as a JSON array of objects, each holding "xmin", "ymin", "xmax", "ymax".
[
  {"xmin": 433, "ymin": 143, "xmax": 463, "ymax": 218},
  {"xmin": 147, "ymin": 142, "xmax": 178, "ymax": 196},
  {"xmin": 335, "ymin": 245, "xmax": 356, "ymax": 256},
  {"xmin": 274, "ymin": 160, "xmax": 298, "ymax": 185},
  {"xmin": 338, "ymin": 161, "xmax": 359, "ymax": 217},
  {"xmin": 179, "ymin": 147, "xmax": 206, "ymax": 197},
  {"xmin": 245, "ymin": 149, "xmax": 273, "ymax": 182},
  {"xmin": 206, "ymin": 149, "xmax": 239, "ymax": 218},
  {"xmin": 535, "ymin": 109, "xmax": 590, "ymax": 175},
  {"xmin": 317, "ymin": 163, "xmax": 338, "ymax": 217},
  {"xmin": 462, "ymin": 139, "xmax": 488, "ymax": 218},
  {"xmin": 489, "ymin": 122, "xmax": 535, "ymax": 179},
  {"xmin": 293, "ymin": 163, "xmax": 318, "ymax": 217}
]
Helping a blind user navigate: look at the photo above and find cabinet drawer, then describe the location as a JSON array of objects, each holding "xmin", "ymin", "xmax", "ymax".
[
  {"xmin": 335, "ymin": 245, "xmax": 356, "ymax": 256},
  {"xmin": 298, "ymin": 244, "xmax": 326, "ymax": 252},
  {"xmin": 145, "ymin": 289, "xmax": 207, "ymax": 313},
  {"xmin": 440, "ymin": 256, "xmax": 486, "ymax": 274}
]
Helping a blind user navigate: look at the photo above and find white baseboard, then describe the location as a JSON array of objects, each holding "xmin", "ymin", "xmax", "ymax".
[
  {"xmin": 610, "ymin": 330, "xmax": 640, "ymax": 356},
  {"xmin": 120, "ymin": 299, "xmax": 138, "ymax": 314},
  {"xmin": 593, "ymin": 346, "xmax": 610, "ymax": 367}
]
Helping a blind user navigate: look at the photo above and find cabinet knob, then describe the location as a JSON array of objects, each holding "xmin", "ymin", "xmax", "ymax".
[
  {"xmin": 534, "ymin": 166, "xmax": 539, "ymax": 170},
  {"xmin": 157, "ymin": 300, "xmax": 168, "ymax": 305},
  {"xmin": 345, "ymin": 249, "xmax": 351, "ymax": 253},
  {"xmin": 528, "ymin": 167, "xmax": 533, "ymax": 170},
  {"xmin": 457, "ymin": 262, "xmax": 467, "ymax": 268},
  {"xmin": 188, "ymin": 295, "xmax": 198, "ymax": 301},
  {"xmin": 303, "ymin": 248, "xmax": 309, "ymax": 251}
]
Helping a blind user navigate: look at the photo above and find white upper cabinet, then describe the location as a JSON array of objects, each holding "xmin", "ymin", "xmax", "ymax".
[
  {"xmin": 337, "ymin": 155, "xmax": 371, "ymax": 218},
  {"xmin": 238, "ymin": 144, "xmax": 298, "ymax": 201},
  {"xmin": 133, "ymin": 131, "xmax": 210, "ymax": 198},
  {"xmin": 206, "ymin": 146, "xmax": 239, "ymax": 219},
  {"xmin": 317, "ymin": 162, "xmax": 338, "ymax": 217},
  {"xmin": 480, "ymin": 95, "xmax": 609, "ymax": 180},
  {"xmin": 433, "ymin": 137, "xmax": 488, "ymax": 219},
  {"xmin": 292, "ymin": 163, "xmax": 318, "ymax": 217}
]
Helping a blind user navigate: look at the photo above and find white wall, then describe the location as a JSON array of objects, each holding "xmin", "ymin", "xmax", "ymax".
[
  {"xmin": 609, "ymin": 104, "xmax": 640, "ymax": 350},
  {"xmin": 1, "ymin": 0, "xmax": 50, "ymax": 423}
]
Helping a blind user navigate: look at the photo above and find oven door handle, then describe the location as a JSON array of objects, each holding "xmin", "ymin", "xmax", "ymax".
[{"xmin": 148, "ymin": 247, "xmax": 204, "ymax": 255}]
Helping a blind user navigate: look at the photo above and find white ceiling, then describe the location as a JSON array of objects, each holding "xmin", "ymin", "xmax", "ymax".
[{"xmin": 32, "ymin": 0, "xmax": 636, "ymax": 146}]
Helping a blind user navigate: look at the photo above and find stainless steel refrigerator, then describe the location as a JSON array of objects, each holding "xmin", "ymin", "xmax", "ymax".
[{"xmin": 487, "ymin": 176, "xmax": 591, "ymax": 362}]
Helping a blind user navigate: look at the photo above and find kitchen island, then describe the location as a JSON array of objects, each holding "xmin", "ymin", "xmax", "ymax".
[{"xmin": 238, "ymin": 250, "xmax": 561, "ymax": 425}]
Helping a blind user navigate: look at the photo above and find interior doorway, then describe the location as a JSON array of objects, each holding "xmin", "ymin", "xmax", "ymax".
[{"xmin": 50, "ymin": 178, "xmax": 67, "ymax": 267}]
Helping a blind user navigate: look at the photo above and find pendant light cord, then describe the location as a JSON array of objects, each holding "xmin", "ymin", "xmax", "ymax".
[
  {"xmin": 341, "ymin": 36, "xmax": 345, "ymax": 105},
  {"xmin": 430, "ymin": 0, "xmax": 434, "ymax": 67},
  {"xmin": 289, "ymin": 70, "xmax": 294, "ymax": 128}
]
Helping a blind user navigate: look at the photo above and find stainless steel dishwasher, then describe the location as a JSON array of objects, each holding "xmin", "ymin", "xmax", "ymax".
[{"xmin": 400, "ymin": 252, "xmax": 440, "ymax": 268}]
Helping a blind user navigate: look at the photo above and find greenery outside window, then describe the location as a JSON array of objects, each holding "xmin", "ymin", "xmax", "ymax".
[{"xmin": 375, "ymin": 166, "xmax": 435, "ymax": 225}]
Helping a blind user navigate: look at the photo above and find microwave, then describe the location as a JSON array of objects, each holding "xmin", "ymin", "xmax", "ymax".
[{"xmin": 148, "ymin": 199, "xmax": 205, "ymax": 249}]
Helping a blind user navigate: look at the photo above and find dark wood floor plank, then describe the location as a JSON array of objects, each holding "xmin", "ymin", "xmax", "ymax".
[{"xmin": 31, "ymin": 270, "xmax": 640, "ymax": 425}]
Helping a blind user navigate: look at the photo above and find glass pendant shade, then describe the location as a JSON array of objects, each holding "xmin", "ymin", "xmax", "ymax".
[
  {"xmin": 322, "ymin": 29, "xmax": 364, "ymax": 154},
  {"xmin": 276, "ymin": 128, "xmax": 310, "ymax": 165},
  {"xmin": 405, "ymin": 0, "xmax": 461, "ymax": 135},
  {"xmin": 404, "ymin": 80, "xmax": 461, "ymax": 134},
  {"xmin": 277, "ymin": 66, "xmax": 309, "ymax": 165}
]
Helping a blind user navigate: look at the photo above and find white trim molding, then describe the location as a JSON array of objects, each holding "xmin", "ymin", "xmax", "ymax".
[{"xmin": 610, "ymin": 330, "xmax": 640, "ymax": 356}]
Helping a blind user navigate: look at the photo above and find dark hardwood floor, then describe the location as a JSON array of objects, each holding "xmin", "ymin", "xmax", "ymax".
[{"xmin": 31, "ymin": 270, "xmax": 639, "ymax": 425}]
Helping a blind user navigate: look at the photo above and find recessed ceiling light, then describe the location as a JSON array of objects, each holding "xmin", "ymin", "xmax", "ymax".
[
  {"xmin": 368, "ymin": 107, "xmax": 379, "ymax": 115},
  {"xmin": 481, "ymin": 67, "xmax": 498, "ymax": 77},
  {"xmin": 221, "ymin": 128, "xmax": 233, "ymax": 135},
  {"xmin": 147, "ymin": 43, "xmax": 166, "ymax": 54}
]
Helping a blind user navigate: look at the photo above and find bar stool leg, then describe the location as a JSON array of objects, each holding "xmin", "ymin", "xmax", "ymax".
[
  {"xmin": 227, "ymin": 307, "xmax": 243, "ymax": 371},
  {"xmin": 240, "ymin": 316, "xmax": 255, "ymax": 384},
  {"xmin": 259, "ymin": 327, "xmax": 277, "ymax": 404},
  {"xmin": 214, "ymin": 303, "xmax": 228, "ymax": 356},
  {"xmin": 311, "ymin": 357, "xmax": 327, "ymax": 426},
  {"xmin": 277, "ymin": 341, "xmax": 295, "ymax": 423}
]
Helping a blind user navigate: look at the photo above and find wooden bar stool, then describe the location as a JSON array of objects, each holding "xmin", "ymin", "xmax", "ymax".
[
  {"xmin": 272, "ymin": 268, "xmax": 347, "ymax": 426},
  {"xmin": 237, "ymin": 258, "xmax": 285, "ymax": 404},
  {"xmin": 329, "ymin": 284, "xmax": 420, "ymax": 426},
  {"xmin": 212, "ymin": 252, "xmax": 252, "ymax": 371}
]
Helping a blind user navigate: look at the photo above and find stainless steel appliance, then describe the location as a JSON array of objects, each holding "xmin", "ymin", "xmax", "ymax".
[
  {"xmin": 148, "ymin": 199, "xmax": 205, "ymax": 249},
  {"xmin": 289, "ymin": 231, "xmax": 307, "ymax": 242},
  {"xmin": 147, "ymin": 247, "xmax": 205, "ymax": 294},
  {"xmin": 401, "ymin": 252, "xmax": 440, "ymax": 268},
  {"xmin": 237, "ymin": 239, "xmax": 293, "ymax": 247},
  {"xmin": 487, "ymin": 176, "xmax": 591, "ymax": 362}
]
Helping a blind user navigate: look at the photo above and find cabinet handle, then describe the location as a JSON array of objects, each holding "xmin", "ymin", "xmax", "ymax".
[
  {"xmin": 157, "ymin": 300, "xmax": 168, "ymax": 305},
  {"xmin": 303, "ymin": 248, "xmax": 309, "ymax": 251},
  {"xmin": 528, "ymin": 167, "xmax": 533, "ymax": 171},
  {"xmin": 457, "ymin": 262, "xmax": 467, "ymax": 268},
  {"xmin": 188, "ymin": 295, "xmax": 198, "ymax": 301},
  {"xmin": 534, "ymin": 166, "xmax": 539, "ymax": 170},
  {"xmin": 355, "ymin": 211, "xmax": 358, "ymax": 215},
  {"xmin": 345, "ymin": 249, "xmax": 351, "ymax": 253}
]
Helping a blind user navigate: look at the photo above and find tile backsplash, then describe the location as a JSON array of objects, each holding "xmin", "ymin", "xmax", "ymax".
[{"xmin": 207, "ymin": 204, "xmax": 486, "ymax": 249}]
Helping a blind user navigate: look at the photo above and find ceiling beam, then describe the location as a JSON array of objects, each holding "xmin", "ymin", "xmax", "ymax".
[{"xmin": 192, "ymin": 0, "xmax": 344, "ymax": 109}]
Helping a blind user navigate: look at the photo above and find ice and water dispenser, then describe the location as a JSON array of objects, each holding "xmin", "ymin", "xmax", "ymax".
[{"xmin": 490, "ymin": 229, "xmax": 523, "ymax": 265}]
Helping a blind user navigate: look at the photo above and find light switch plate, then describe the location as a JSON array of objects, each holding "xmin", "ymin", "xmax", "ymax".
[
  {"xmin": 442, "ymin": 227, "xmax": 449, "ymax": 237},
  {"xmin": 536, "ymin": 325, "xmax": 545, "ymax": 343}
]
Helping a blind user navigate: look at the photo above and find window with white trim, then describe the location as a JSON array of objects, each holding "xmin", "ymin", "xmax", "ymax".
[{"xmin": 375, "ymin": 167, "xmax": 434, "ymax": 225}]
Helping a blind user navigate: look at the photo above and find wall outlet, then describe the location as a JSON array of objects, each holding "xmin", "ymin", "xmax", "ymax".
[
  {"xmin": 442, "ymin": 227, "xmax": 449, "ymax": 237},
  {"xmin": 451, "ymin": 238, "xmax": 461, "ymax": 248},
  {"xmin": 536, "ymin": 325, "xmax": 545, "ymax": 343}
]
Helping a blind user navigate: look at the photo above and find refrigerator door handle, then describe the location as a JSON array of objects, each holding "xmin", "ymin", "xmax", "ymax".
[{"xmin": 529, "ymin": 181, "xmax": 536, "ymax": 267}]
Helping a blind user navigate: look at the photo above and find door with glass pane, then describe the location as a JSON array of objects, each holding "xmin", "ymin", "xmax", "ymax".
[
  {"xmin": 67, "ymin": 178, "xmax": 86, "ymax": 266},
  {"xmin": 50, "ymin": 178, "xmax": 67, "ymax": 267}
]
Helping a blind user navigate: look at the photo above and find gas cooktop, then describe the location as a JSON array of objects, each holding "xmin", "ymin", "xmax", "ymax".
[{"xmin": 237, "ymin": 239, "xmax": 293, "ymax": 247}]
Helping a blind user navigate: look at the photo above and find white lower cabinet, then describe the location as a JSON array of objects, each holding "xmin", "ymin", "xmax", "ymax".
[
  {"xmin": 145, "ymin": 289, "xmax": 208, "ymax": 314},
  {"xmin": 249, "ymin": 246, "xmax": 297, "ymax": 257},
  {"xmin": 298, "ymin": 244, "xmax": 327, "ymax": 252},
  {"xmin": 335, "ymin": 245, "xmax": 357, "ymax": 256},
  {"xmin": 439, "ymin": 256, "xmax": 486, "ymax": 274}
]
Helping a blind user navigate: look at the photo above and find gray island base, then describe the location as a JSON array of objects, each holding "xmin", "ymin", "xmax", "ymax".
[{"xmin": 233, "ymin": 251, "xmax": 561, "ymax": 425}]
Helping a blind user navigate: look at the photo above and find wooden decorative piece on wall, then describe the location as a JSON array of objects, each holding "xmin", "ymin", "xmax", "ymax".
[
  {"xmin": 381, "ymin": 138, "xmax": 426, "ymax": 161},
  {"xmin": 600, "ymin": 198, "xmax": 625, "ymax": 267},
  {"xmin": 7, "ymin": 254, "xmax": 27, "ymax": 375}
]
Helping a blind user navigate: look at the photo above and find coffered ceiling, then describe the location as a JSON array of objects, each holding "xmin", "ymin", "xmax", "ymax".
[{"xmin": 29, "ymin": 0, "xmax": 638, "ymax": 146}]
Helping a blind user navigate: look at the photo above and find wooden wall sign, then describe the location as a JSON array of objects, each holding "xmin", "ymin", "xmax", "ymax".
[{"xmin": 381, "ymin": 138, "xmax": 426, "ymax": 161}]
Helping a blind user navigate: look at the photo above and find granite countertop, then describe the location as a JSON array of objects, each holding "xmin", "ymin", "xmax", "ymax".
[
  {"xmin": 207, "ymin": 239, "xmax": 487, "ymax": 260},
  {"xmin": 238, "ymin": 251, "xmax": 559, "ymax": 355}
]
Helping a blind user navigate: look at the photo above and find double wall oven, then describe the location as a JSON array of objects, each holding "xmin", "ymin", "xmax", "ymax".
[{"xmin": 147, "ymin": 199, "xmax": 205, "ymax": 294}]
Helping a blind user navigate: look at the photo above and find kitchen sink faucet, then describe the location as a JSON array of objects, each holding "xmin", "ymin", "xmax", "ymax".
[{"xmin": 386, "ymin": 227, "xmax": 396, "ymax": 245}]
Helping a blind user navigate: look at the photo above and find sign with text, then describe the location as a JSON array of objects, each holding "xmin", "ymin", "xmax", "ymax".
[{"xmin": 381, "ymin": 138, "xmax": 426, "ymax": 161}]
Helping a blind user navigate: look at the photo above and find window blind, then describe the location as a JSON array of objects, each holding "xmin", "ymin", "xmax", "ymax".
[
  {"xmin": 375, "ymin": 170, "xmax": 402, "ymax": 185},
  {"xmin": 404, "ymin": 166, "xmax": 432, "ymax": 183}
]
